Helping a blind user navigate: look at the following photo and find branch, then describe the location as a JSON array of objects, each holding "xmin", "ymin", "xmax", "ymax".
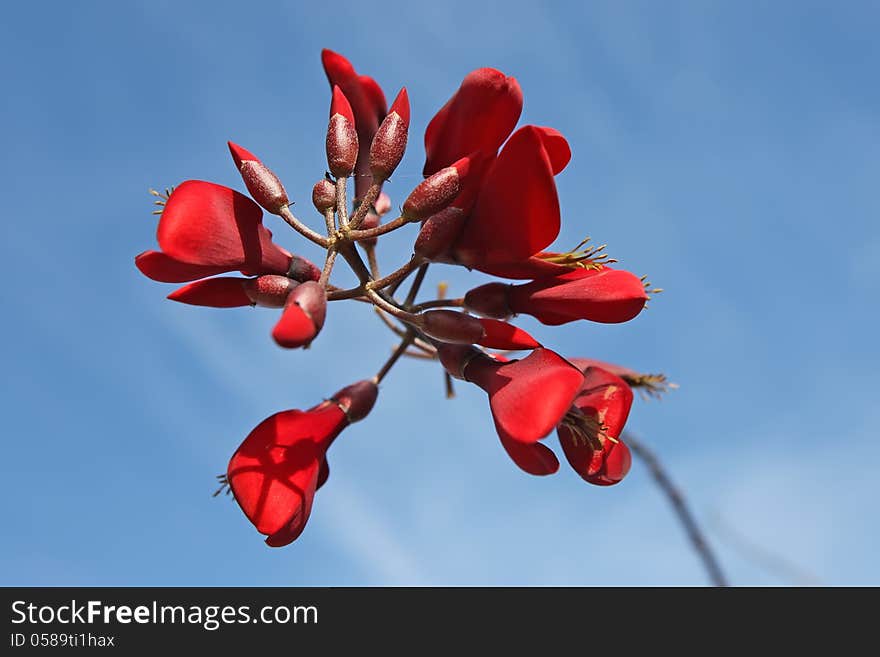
[{"xmin": 623, "ymin": 431, "xmax": 729, "ymax": 587}]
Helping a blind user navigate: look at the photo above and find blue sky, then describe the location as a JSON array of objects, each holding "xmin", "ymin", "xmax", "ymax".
[{"xmin": 2, "ymin": 1, "xmax": 878, "ymax": 585}]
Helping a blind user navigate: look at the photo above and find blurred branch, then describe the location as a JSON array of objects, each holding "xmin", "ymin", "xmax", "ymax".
[
  {"xmin": 623, "ymin": 431, "xmax": 729, "ymax": 587},
  {"xmin": 709, "ymin": 511, "xmax": 823, "ymax": 586}
]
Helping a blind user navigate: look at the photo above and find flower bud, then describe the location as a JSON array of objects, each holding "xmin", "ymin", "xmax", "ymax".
[
  {"xmin": 243, "ymin": 275, "xmax": 298, "ymax": 308},
  {"xmin": 374, "ymin": 191, "xmax": 392, "ymax": 216},
  {"xmin": 402, "ymin": 156, "xmax": 471, "ymax": 220},
  {"xmin": 330, "ymin": 380, "xmax": 379, "ymax": 423},
  {"xmin": 272, "ymin": 281, "xmax": 327, "ymax": 348},
  {"xmin": 228, "ymin": 142, "xmax": 289, "ymax": 213},
  {"xmin": 167, "ymin": 277, "xmax": 254, "ymax": 307},
  {"xmin": 326, "ymin": 86, "xmax": 358, "ymax": 178},
  {"xmin": 413, "ymin": 207, "xmax": 466, "ymax": 262},
  {"xmin": 287, "ymin": 254, "xmax": 322, "ymax": 283},
  {"xmin": 463, "ymin": 282, "xmax": 512, "ymax": 319},
  {"xmin": 477, "ymin": 319, "xmax": 540, "ymax": 350},
  {"xmin": 312, "ymin": 178, "xmax": 336, "ymax": 212},
  {"xmin": 369, "ymin": 88, "xmax": 409, "ymax": 181},
  {"xmin": 419, "ymin": 310, "xmax": 486, "ymax": 344},
  {"xmin": 435, "ymin": 344, "xmax": 484, "ymax": 380}
]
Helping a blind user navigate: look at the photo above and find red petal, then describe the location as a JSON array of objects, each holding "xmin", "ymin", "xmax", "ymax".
[
  {"xmin": 272, "ymin": 302, "xmax": 317, "ymax": 349},
  {"xmin": 466, "ymin": 348, "xmax": 583, "ymax": 443},
  {"xmin": 499, "ymin": 431, "xmax": 559, "ymax": 476},
  {"xmin": 510, "ymin": 267, "xmax": 648, "ymax": 324},
  {"xmin": 574, "ymin": 367, "xmax": 634, "ymax": 438},
  {"xmin": 388, "ymin": 87, "xmax": 409, "ymax": 125},
  {"xmin": 424, "ymin": 68, "xmax": 522, "ymax": 175},
  {"xmin": 156, "ymin": 180, "xmax": 290, "ymax": 275},
  {"xmin": 227, "ymin": 141, "xmax": 259, "ymax": 168},
  {"xmin": 473, "ymin": 253, "xmax": 583, "ymax": 280},
  {"xmin": 167, "ymin": 277, "xmax": 252, "ymax": 307},
  {"xmin": 134, "ymin": 250, "xmax": 230, "ymax": 283},
  {"xmin": 359, "ymin": 74, "xmax": 388, "ymax": 120},
  {"xmin": 477, "ymin": 319, "xmax": 541, "ymax": 350},
  {"xmin": 330, "ymin": 85, "xmax": 355, "ymax": 123},
  {"xmin": 454, "ymin": 126, "xmax": 568, "ymax": 266}
]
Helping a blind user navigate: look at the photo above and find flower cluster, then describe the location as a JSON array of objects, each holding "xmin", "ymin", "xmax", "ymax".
[{"xmin": 137, "ymin": 50, "xmax": 670, "ymax": 547}]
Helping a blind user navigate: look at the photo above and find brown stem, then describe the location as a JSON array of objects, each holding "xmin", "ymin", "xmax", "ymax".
[
  {"xmin": 367, "ymin": 289, "xmax": 420, "ymax": 325},
  {"xmin": 367, "ymin": 256, "xmax": 425, "ymax": 293},
  {"xmin": 278, "ymin": 205, "xmax": 330, "ymax": 247},
  {"xmin": 349, "ymin": 182, "xmax": 381, "ymax": 230},
  {"xmin": 404, "ymin": 262, "xmax": 430, "ymax": 308},
  {"xmin": 366, "ymin": 246, "xmax": 380, "ymax": 280},
  {"xmin": 373, "ymin": 331, "xmax": 415, "ymax": 384},
  {"xmin": 347, "ymin": 214, "xmax": 414, "ymax": 242},
  {"xmin": 412, "ymin": 297, "xmax": 465, "ymax": 312},
  {"xmin": 336, "ymin": 177, "xmax": 349, "ymax": 227},
  {"xmin": 318, "ymin": 249, "xmax": 338, "ymax": 288},
  {"xmin": 622, "ymin": 431, "xmax": 729, "ymax": 587}
]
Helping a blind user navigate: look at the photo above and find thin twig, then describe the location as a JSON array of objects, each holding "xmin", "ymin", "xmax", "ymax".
[
  {"xmin": 278, "ymin": 205, "xmax": 330, "ymax": 247},
  {"xmin": 373, "ymin": 331, "xmax": 416, "ymax": 384},
  {"xmin": 412, "ymin": 297, "xmax": 465, "ymax": 312},
  {"xmin": 623, "ymin": 431, "xmax": 729, "ymax": 587},
  {"xmin": 349, "ymin": 182, "xmax": 380, "ymax": 230},
  {"xmin": 404, "ymin": 263, "xmax": 430, "ymax": 308}
]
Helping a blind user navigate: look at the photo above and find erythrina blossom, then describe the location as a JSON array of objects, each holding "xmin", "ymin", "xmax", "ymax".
[
  {"xmin": 557, "ymin": 366, "xmax": 635, "ymax": 486},
  {"xmin": 138, "ymin": 48, "xmax": 669, "ymax": 550},
  {"xmin": 135, "ymin": 181, "xmax": 293, "ymax": 283},
  {"xmin": 437, "ymin": 345, "xmax": 583, "ymax": 474},
  {"xmin": 464, "ymin": 266, "xmax": 649, "ymax": 325},
  {"xmin": 227, "ymin": 381, "xmax": 378, "ymax": 547}
]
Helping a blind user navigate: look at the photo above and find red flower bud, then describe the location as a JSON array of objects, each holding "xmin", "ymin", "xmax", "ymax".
[
  {"xmin": 413, "ymin": 207, "xmax": 467, "ymax": 262},
  {"xmin": 311, "ymin": 178, "xmax": 336, "ymax": 213},
  {"xmin": 476, "ymin": 319, "xmax": 540, "ymax": 350},
  {"xmin": 227, "ymin": 141, "xmax": 289, "ymax": 213},
  {"xmin": 419, "ymin": 310, "xmax": 486, "ymax": 344},
  {"xmin": 272, "ymin": 281, "xmax": 327, "ymax": 349},
  {"xmin": 369, "ymin": 88, "xmax": 409, "ymax": 181},
  {"xmin": 557, "ymin": 366, "xmax": 634, "ymax": 486},
  {"xmin": 243, "ymin": 275, "xmax": 298, "ymax": 307},
  {"xmin": 402, "ymin": 156, "xmax": 471, "ymax": 221},
  {"xmin": 508, "ymin": 267, "xmax": 648, "ymax": 325},
  {"xmin": 286, "ymin": 254, "xmax": 322, "ymax": 283},
  {"xmin": 227, "ymin": 380, "xmax": 378, "ymax": 547},
  {"xmin": 326, "ymin": 86, "xmax": 359, "ymax": 178},
  {"xmin": 463, "ymin": 282, "xmax": 512, "ymax": 319},
  {"xmin": 374, "ymin": 191, "xmax": 392, "ymax": 216}
]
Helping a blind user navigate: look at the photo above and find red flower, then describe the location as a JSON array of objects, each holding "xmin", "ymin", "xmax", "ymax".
[
  {"xmin": 465, "ymin": 266, "xmax": 648, "ymax": 325},
  {"xmin": 321, "ymin": 49, "xmax": 387, "ymax": 200},
  {"xmin": 227, "ymin": 380, "xmax": 378, "ymax": 547},
  {"xmin": 420, "ymin": 68, "xmax": 571, "ymax": 270},
  {"xmin": 135, "ymin": 180, "xmax": 292, "ymax": 283},
  {"xmin": 272, "ymin": 281, "xmax": 328, "ymax": 349},
  {"xmin": 557, "ymin": 366, "xmax": 634, "ymax": 486},
  {"xmin": 437, "ymin": 345, "xmax": 583, "ymax": 475}
]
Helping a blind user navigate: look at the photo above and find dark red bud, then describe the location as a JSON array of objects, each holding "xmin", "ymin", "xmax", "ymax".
[
  {"xmin": 228, "ymin": 141, "xmax": 288, "ymax": 213},
  {"xmin": 327, "ymin": 86, "xmax": 358, "ymax": 178},
  {"xmin": 312, "ymin": 179, "xmax": 336, "ymax": 212},
  {"xmin": 167, "ymin": 277, "xmax": 253, "ymax": 307},
  {"xmin": 402, "ymin": 156, "xmax": 469, "ymax": 220},
  {"xmin": 464, "ymin": 282, "xmax": 512, "ymax": 319},
  {"xmin": 435, "ymin": 343, "xmax": 484, "ymax": 380},
  {"xmin": 287, "ymin": 255, "xmax": 322, "ymax": 283},
  {"xmin": 243, "ymin": 275, "xmax": 298, "ymax": 308},
  {"xmin": 369, "ymin": 88, "xmax": 409, "ymax": 181},
  {"xmin": 413, "ymin": 207, "xmax": 467, "ymax": 262},
  {"xmin": 331, "ymin": 380, "xmax": 379, "ymax": 423},
  {"xmin": 419, "ymin": 310, "xmax": 486, "ymax": 344},
  {"xmin": 290, "ymin": 281, "xmax": 327, "ymax": 333}
]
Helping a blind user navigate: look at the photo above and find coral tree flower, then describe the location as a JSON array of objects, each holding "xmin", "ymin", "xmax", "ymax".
[
  {"xmin": 557, "ymin": 366, "xmax": 634, "ymax": 486},
  {"xmin": 465, "ymin": 266, "xmax": 649, "ymax": 325},
  {"xmin": 437, "ymin": 345, "xmax": 583, "ymax": 475},
  {"xmin": 227, "ymin": 380, "xmax": 378, "ymax": 547},
  {"xmin": 420, "ymin": 68, "xmax": 572, "ymax": 269},
  {"xmin": 135, "ymin": 180, "xmax": 292, "ymax": 283},
  {"xmin": 321, "ymin": 49, "xmax": 387, "ymax": 200}
]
